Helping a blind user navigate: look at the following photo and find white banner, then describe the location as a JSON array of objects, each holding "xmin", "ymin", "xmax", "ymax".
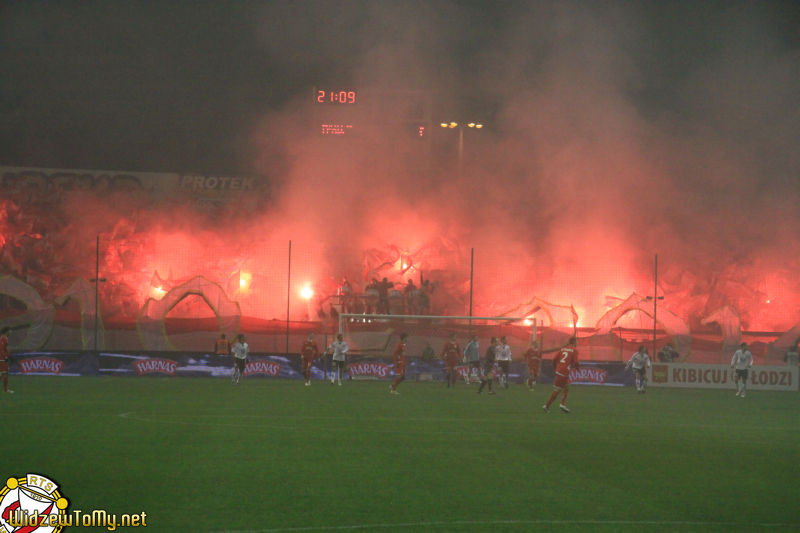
[
  {"xmin": 1, "ymin": 166, "xmax": 266, "ymax": 206},
  {"xmin": 651, "ymin": 363, "xmax": 798, "ymax": 391}
]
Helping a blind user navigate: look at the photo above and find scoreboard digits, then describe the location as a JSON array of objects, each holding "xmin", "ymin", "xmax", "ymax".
[{"xmin": 315, "ymin": 89, "xmax": 357, "ymax": 104}]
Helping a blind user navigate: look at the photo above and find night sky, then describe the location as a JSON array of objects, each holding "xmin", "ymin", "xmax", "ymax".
[{"xmin": 3, "ymin": 1, "xmax": 796, "ymax": 174}]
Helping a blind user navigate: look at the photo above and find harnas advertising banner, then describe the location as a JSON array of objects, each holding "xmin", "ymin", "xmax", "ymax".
[
  {"xmin": 8, "ymin": 352, "xmax": 637, "ymax": 386},
  {"xmin": 650, "ymin": 363, "xmax": 798, "ymax": 391}
]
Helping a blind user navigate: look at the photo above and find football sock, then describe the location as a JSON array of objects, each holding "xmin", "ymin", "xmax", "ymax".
[
  {"xmin": 546, "ymin": 390, "xmax": 559, "ymax": 408},
  {"xmin": 561, "ymin": 389, "xmax": 569, "ymax": 404}
]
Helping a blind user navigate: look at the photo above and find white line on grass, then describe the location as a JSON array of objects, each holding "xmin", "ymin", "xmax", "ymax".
[
  {"xmin": 115, "ymin": 411, "xmax": 799, "ymax": 433},
  {"xmin": 116, "ymin": 412, "xmax": 490, "ymax": 435},
  {"xmin": 214, "ymin": 518, "xmax": 800, "ymax": 532}
]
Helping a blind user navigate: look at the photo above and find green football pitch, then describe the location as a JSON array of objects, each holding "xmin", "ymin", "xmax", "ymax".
[{"xmin": 1, "ymin": 376, "xmax": 798, "ymax": 532}]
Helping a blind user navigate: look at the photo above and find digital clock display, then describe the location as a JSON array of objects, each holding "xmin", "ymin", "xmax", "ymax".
[{"xmin": 315, "ymin": 89, "xmax": 357, "ymax": 104}]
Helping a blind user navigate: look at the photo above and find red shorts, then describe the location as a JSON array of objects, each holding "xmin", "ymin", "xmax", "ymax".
[
  {"xmin": 553, "ymin": 373, "xmax": 569, "ymax": 389},
  {"xmin": 302, "ymin": 358, "xmax": 314, "ymax": 371},
  {"xmin": 528, "ymin": 364, "xmax": 539, "ymax": 377}
]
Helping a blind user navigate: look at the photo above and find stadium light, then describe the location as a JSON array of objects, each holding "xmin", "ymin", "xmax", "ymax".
[{"xmin": 439, "ymin": 120, "xmax": 486, "ymax": 176}]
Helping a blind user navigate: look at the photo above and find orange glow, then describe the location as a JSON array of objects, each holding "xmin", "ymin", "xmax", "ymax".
[
  {"xmin": 300, "ymin": 285, "xmax": 314, "ymax": 300},
  {"xmin": 572, "ymin": 306, "xmax": 586, "ymax": 328},
  {"xmin": 239, "ymin": 272, "xmax": 252, "ymax": 291}
]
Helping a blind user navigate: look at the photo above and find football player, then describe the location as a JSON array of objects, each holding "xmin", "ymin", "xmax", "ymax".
[{"xmin": 543, "ymin": 336, "xmax": 579, "ymax": 413}]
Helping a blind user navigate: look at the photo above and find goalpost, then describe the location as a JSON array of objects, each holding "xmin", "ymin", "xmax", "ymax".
[
  {"xmin": 337, "ymin": 313, "xmax": 537, "ymax": 382},
  {"xmin": 339, "ymin": 313, "xmax": 535, "ymax": 338},
  {"xmin": 340, "ymin": 313, "xmax": 532, "ymax": 355}
]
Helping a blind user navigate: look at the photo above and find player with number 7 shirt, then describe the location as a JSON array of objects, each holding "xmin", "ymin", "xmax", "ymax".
[{"xmin": 543, "ymin": 336, "xmax": 579, "ymax": 414}]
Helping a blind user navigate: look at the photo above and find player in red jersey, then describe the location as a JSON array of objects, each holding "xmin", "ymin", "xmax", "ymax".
[
  {"xmin": 390, "ymin": 332, "xmax": 409, "ymax": 395},
  {"xmin": 0, "ymin": 327, "xmax": 12, "ymax": 394},
  {"xmin": 441, "ymin": 333, "xmax": 462, "ymax": 388},
  {"xmin": 543, "ymin": 336, "xmax": 579, "ymax": 413},
  {"xmin": 523, "ymin": 340, "xmax": 542, "ymax": 391},
  {"xmin": 300, "ymin": 333, "xmax": 320, "ymax": 386}
]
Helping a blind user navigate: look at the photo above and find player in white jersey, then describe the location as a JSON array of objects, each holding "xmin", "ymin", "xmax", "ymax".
[
  {"xmin": 625, "ymin": 345, "xmax": 651, "ymax": 393},
  {"xmin": 730, "ymin": 342, "xmax": 753, "ymax": 397},
  {"xmin": 231, "ymin": 334, "xmax": 249, "ymax": 384},
  {"xmin": 327, "ymin": 333, "xmax": 349, "ymax": 386},
  {"xmin": 496, "ymin": 336, "xmax": 512, "ymax": 388}
]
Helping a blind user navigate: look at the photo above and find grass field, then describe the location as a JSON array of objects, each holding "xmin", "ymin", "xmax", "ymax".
[{"xmin": 1, "ymin": 376, "xmax": 798, "ymax": 532}]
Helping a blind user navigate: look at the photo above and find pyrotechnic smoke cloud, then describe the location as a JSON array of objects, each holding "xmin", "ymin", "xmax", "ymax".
[
  {"xmin": 245, "ymin": 2, "xmax": 799, "ymax": 330},
  {"xmin": 1, "ymin": 1, "xmax": 798, "ymax": 331}
]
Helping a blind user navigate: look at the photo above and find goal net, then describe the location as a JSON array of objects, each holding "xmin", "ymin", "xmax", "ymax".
[{"xmin": 338, "ymin": 313, "xmax": 540, "ymax": 381}]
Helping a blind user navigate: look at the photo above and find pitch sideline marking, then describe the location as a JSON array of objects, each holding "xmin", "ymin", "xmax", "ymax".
[
  {"xmin": 114, "ymin": 411, "xmax": 799, "ymax": 434},
  {"xmin": 116, "ymin": 412, "xmax": 490, "ymax": 435}
]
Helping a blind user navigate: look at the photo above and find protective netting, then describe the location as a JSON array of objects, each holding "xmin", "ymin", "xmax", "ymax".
[
  {"xmin": 1, "ymin": 166, "xmax": 797, "ymax": 361},
  {"xmin": 338, "ymin": 314, "xmax": 534, "ymax": 358},
  {"xmin": 0, "ymin": 275, "xmax": 55, "ymax": 350},
  {"xmin": 54, "ymin": 277, "xmax": 105, "ymax": 350},
  {"xmin": 137, "ymin": 276, "xmax": 241, "ymax": 350}
]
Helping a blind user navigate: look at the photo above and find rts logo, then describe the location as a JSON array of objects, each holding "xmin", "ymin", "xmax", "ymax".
[{"xmin": 0, "ymin": 474, "xmax": 69, "ymax": 533}]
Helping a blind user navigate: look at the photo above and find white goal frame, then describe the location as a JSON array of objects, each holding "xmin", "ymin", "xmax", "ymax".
[{"xmin": 339, "ymin": 313, "xmax": 537, "ymax": 340}]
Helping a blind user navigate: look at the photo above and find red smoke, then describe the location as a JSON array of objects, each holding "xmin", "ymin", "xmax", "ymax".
[{"xmin": 2, "ymin": 3, "xmax": 799, "ymax": 337}]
